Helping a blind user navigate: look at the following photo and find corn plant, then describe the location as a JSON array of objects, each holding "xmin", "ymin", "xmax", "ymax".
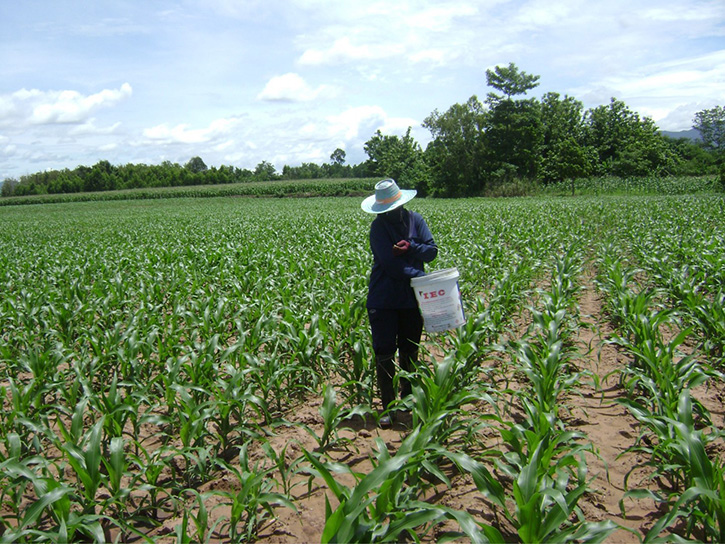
[
  {"xmin": 0, "ymin": 435, "xmax": 35, "ymax": 529},
  {"xmin": 683, "ymin": 289, "xmax": 725, "ymax": 369},
  {"xmin": 403, "ymin": 354, "xmax": 489, "ymax": 445},
  {"xmin": 0, "ymin": 475, "xmax": 108, "ymax": 544},
  {"xmin": 259, "ymin": 440, "xmax": 306, "ymax": 497},
  {"xmin": 89, "ymin": 372, "xmax": 138, "ymax": 440},
  {"xmin": 509, "ymin": 338, "xmax": 580, "ymax": 417},
  {"xmin": 331, "ymin": 335, "xmax": 374, "ymax": 407},
  {"xmin": 610, "ymin": 312, "xmax": 713, "ymax": 421},
  {"xmin": 0, "ymin": 451, "xmax": 113, "ymax": 544},
  {"xmin": 173, "ymin": 489, "xmax": 226, "ymax": 544},
  {"xmin": 130, "ymin": 444, "xmax": 178, "ymax": 520},
  {"xmin": 209, "ymin": 363, "xmax": 266, "ymax": 456},
  {"xmin": 475, "ymin": 406, "xmax": 618, "ymax": 543},
  {"xmin": 279, "ymin": 312, "xmax": 326, "ymax": 388},
  {"xmin": 621, "ymin": 391, "xmax": 725, "ymax": 543},
  {"xmin": 593, "ymin": 247, "xmax": 647, "ymax": 330},
  {"xmin": 303, "ymin": 426, "xmax": 503, "ymax": 544},
  {"xmin": 214, "ymin": 443, "xmax": 296, "ymax": 542},
  {"xmin": 302, "ymin": 383, "xmax": 371, "ymax": 452}
]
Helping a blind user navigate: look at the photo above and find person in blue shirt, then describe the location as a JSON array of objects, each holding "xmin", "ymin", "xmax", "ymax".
[{"xmin": 361, "ymin": 179, "xmax": 438, "ymax": 427}]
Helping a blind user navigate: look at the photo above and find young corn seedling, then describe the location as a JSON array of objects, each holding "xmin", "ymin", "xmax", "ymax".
[
  {"xmin": 168, "ymin": 383, "xmax": 216, "ymax": 449},
  {"xmin": 332, "ymin": 335, "xmax": 374, "ymax": 407},
  {"xmin": 303, "ymin": 426, "xmax": 499, "ymax": 544},
  {"xmin": 209, "ymin": 364, "xmax": 266, "ymax": 456},
  {"xmin": 621, "ymin": 391, "xmax": 725, "ymax": 543},
  {"xmin": 512, "ymin": 438, "xmax": 617, "ymax": 544},
  {"xmin": 0, "ymin": 436, "xmax": 35, "ymax": 529},
  {"xmin": 60, "ymin": 417, "xmax": 105, "ymax": 516},
  {"xmin": 130, "ymin": 444, "xmax": 177, "ymax": 520},
  {"xmin": 302, "ymin": 383, "xmax": 371, "ymax": 452},
  {"xmin": 173, "ymin": 489, "xmax": 225, "ymax": 544},
  {"xmin": 404, "ymin": 354, "xmax": 486, "ymax": 445},
  {"xmin": 684, "ymin": 289, "xmax": 725, "ymax": 369},
  {"xmin": 214, "ymin": 443, "xmax": 296, "ymax": 542},
  {"xmin": 260, "ymin": 440, "xmax": 306, "ymax": 497},
  {"xmin": 90, "ymin": 372, "xmax": 137, "ymax": 439},
  {"xmin": 100, "ymin": 436, "xmax": 133, "ymax": 519},
  {"xmin": 1, "ymin": 472, "xmax": 108, "ymax": 544},
  {"xmin": 244, "ymin": 351, "xmax": 299, "ymax": 423},
  {"xmin": 610, "ymin": 312, "xmax": 713, "ymax": 420},
  {"xmin": 509, "ymin": 337, "xmax": 579, "ymax": 418},
  {"xmin": 280, "ymin": 313, "xmax": 326, "ymax": 389},
  {"xmin": 491, "ymin": 411, "xmax": 617, "ymax": 543}
]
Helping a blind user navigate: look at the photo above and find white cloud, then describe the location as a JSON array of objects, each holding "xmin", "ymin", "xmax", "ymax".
[
  {"xmin": 69, "ymin": 118, "xmax": 122, "ymax": 136},
  {"xmin": 325, "ymin": 105, "xmax": 388, "ymax": 140},
  {"xmin": 513, "ymin": 0, "xmax": 579, "ymax": 28},
  {"xmin": 409, "ymin": 49, "xmax": 450, "ymax": 65},
  {"xmin": 1, "ymin": 144, "xmax": 17, "ymax": 158},
  {"xmin": 407, "ymin": 3, "xmax": 478, "ymax": 31},
  {"xmin": 142, "ymin": 117, "xmax": 241, "ymax": 145},
  {"xmin": 257, "ymin": 73, "xmax": 335, "ymax": 102},
  {"xmin": 0, "ymin": 84, "xmax": 132, "ymax": 127},
  {"xmin": 572, "ymin": 49, "xmax": 725, "ymax": 128},
  {"xmin": 299, "ymin": 36, "xmax": 403, "ymax": 65},
  {"xmin": 306, "ymin": 105, "xmax": 423, "ymax": 149},
  {"xmin": 213, "ymin": 139, "xmax": 237, "ymax": 152},
  {"xmin": 599, "ymin": 50, "xmax": 725, "ymax": 96},
  {"xmin": 31, "ymin": 84, "xmax": 132, "ymax": 124}
]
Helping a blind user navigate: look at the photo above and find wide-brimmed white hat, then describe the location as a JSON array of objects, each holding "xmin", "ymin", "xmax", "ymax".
[{"xmin": 361, "ymin": 179, "xmax": 417, "ymax": 214}]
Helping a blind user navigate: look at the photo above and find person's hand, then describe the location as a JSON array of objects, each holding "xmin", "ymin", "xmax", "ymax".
[{"xmin": 392, "ymin": 239, "xmax": 410, "ymax": 256}]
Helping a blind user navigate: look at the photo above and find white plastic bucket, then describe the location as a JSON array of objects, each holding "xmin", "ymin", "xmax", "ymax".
[{"xmin": 410, "ymin": 267, "xmax": 465, "ymax": 333}]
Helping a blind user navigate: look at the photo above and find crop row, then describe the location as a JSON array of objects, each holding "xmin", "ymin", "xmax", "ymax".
[{"xmin": 595, "ymin": 225, "xmax": 725, "ymax": 542}]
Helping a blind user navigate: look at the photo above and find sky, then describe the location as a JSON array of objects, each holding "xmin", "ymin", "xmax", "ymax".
[{"xmin": 0, "ymin": 0, "xmax": 724, "ymax": 180}]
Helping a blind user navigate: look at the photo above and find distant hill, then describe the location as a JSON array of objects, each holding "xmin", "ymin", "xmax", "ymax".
[{"xmin": 661, "ymin": 128, "xmax": 702, "ymax": 141}]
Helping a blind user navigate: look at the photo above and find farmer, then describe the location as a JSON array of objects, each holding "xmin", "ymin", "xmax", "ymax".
[{"xmin": 361, "ymin": 179, "xmax": 438, "ymax": 427}]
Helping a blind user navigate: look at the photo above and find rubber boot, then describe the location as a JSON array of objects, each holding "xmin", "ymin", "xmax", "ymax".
[
  {"xmin": 375, "ymin": 355, "xmax": 396, "ymax": 412},
  {"xmin": 398, "ymin": 350, "xmax": 417, "ymax": 400}
]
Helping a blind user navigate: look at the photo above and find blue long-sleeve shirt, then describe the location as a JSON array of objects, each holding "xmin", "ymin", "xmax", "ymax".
[{"xmin": 366, "ymin": 209, "xmax": 438, "ymax": 309}]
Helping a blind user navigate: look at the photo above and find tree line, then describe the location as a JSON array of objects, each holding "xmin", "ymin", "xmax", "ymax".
[{"xmin": 3, "ymin": 63, "xmax": 723, "ymax": 198}]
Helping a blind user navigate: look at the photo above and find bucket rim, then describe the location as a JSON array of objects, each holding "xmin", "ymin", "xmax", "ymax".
[{"xmin": 410, "ymin": 267, "xmax": 459, "ymax": 285}]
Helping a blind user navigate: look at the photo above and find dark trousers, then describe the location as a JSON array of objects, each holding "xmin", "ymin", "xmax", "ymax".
[{"xmin": 368, "ymin": 307, "xmax": 423, "ymax": 411}]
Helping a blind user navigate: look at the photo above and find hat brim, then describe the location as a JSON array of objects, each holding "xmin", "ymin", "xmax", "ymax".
[{"xmin": 361, "ymin": 189, "xmax": 417, "ymax": 214}]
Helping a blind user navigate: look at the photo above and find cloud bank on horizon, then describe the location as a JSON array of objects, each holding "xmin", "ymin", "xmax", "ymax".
[{"xmin": 0, "ymin": 0, "xmax": 723, "ymax": 179}]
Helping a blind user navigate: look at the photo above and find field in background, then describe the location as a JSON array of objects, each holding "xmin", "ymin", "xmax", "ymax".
[
  {"xmin": 1, "ymin": 194, "xmax": 724, "ymax": 542},
  {"xmin": 0, "ymin": 174, "xmax": 719, "ymax": 206}
]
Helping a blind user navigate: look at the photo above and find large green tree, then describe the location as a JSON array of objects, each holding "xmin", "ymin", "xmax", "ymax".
[
  {"xmin": 363, "ymin": 127, "xmax": 430, "ymax": 192},
  {"xmin": 254, "ymin": 160, "xmax": 278, "ymax": 181},
  {"xmin": 423, "ymin": 96, "xmax": 487, "ymax": 196},
  {"xmin": 483, "ymin": 63, "xmax": 542, "ymax": 180},
  {"xmin": 330, "ymin": 148, "xmax": 346, "ymax": 166},
  {"xmin": 693, "ymin": 105, "xmax": 725, "ymax": 152},
  {"xmin": 693, "ymin": 105, "xmax": 725, "ymax": 188},
  {"xmin": 185, "ymin": 156, "xmax": 208, "ymax": 173},
  {"xmin": 539, "ymin": 92, "xmax": 594, "ymax": 183},
  {"xmin": 485, "ymin": 62, "xmax": 540, "ymax": 102},
  {"xmin": 1, "ymin": 178, "xmax": 18, "ymax": 197},
  {"xmin": 584, "ymin": 98, "xmax": 675, "ymax": 176}
]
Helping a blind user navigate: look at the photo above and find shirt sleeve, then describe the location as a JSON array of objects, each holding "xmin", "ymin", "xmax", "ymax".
[
  {"xmin": 408, "ymin": 213, "xmax": 438, "ymax": 263},
  {"xmin": 370, "ymin": 219, "xmax": 426, "ymax": 279}
]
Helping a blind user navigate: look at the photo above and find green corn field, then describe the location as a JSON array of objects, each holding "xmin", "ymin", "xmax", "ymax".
[{"xmin": 1, "ymin": 193, "xmax": 724, "ymax": 543}]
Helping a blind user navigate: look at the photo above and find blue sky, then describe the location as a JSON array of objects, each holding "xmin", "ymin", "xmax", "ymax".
[{"xmin": 1, "ymin": 0, "xmax": 723, "ymax": 180}]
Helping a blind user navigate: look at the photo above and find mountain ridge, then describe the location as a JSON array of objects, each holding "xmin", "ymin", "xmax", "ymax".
[{"xmin": 660, "ymin": 128, "xmax": 701, "ymax": 141}]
